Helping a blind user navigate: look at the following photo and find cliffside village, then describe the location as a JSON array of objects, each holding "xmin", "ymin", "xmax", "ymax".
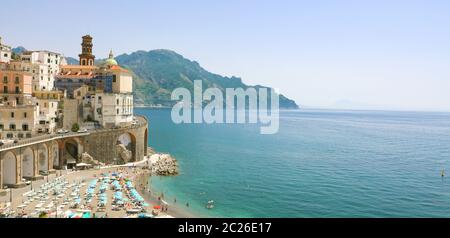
[{"xmin": 0, "ymin": 35, "xmax": 134, "ymax": 142}]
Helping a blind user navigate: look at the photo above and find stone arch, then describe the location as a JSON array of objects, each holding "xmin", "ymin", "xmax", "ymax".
[
  {"xmin": 144, "ymin": 128, "xmax": 148, "ymax": 156},
  {"xmin": 65, "ymin": 139, "xmax": 80, "ymax": 159},
  {"xmin": 38, "ymin": 144, "xmax": 49, "ymax": 172},
  {"xmin": 2, "ymin": 151, "xmax": 17, "ymax": 186},
  {"xmin": 62, "ymin": 138, "xmax": 83, "ymax": 168},
  {"xmin": 22, "ymin": 147, "xmax": 34, "ymax": 179},
  {"xmin": 116, "ymin": 132, "xmax": 137, "ymax": 162},
  {"xmin": 51, "ymin": 141, "xmax": 59, "ymax": 169}
]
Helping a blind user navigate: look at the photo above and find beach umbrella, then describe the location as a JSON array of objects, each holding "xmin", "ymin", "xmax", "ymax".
[{"xmin": 153, "ymin": 205, "xmax": 161, "ymax": 209}]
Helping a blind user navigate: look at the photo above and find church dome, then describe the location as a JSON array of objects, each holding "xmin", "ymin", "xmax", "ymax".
[{"xmin": 104, "ymin": 49, "xmax": 118, "ymax": 66}]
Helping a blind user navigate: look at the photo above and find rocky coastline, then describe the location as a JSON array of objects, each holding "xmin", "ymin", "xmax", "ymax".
[{"xmin": 147, "ymin": 148, "xmax": 179, "ymax": 176}]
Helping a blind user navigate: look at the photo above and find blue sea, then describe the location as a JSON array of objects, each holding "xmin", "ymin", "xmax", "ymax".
[{"xmin": 136, "ymin": 108, "xmax": 450, "ymax": 217}]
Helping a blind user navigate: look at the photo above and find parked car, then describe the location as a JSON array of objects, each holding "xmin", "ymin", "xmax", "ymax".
[
  {"xmin": 78, "ymin": 128, "xmax": 88, "ymax": 133},
  {"xmin": 0, "ymin": 139, "xmax": 14, "ymax": 146},
  {"xmin": 57, "ymin": 129, "xmax": 69, "ymax": 134}
]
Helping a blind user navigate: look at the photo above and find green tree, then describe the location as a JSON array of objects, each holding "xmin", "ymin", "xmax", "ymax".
[{"xmin": 71, "ymin": 123, "xmax": 80, "ymax": 132}]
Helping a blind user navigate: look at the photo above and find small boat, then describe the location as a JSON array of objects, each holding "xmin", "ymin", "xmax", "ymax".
[{"xmin": 206, "ymin": 200, "xmax": 214, "ymax": 209}]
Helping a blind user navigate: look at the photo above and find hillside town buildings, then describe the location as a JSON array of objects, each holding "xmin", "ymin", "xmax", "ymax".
[
  {"xmin": 0, "ymin": 35, "xmax": 148, "ymax": 193},
  {"xmin": 55, "ymin": 36, "xmax": 134, "ymax": 129},
  {"xmin": 0, "ymin": 35, "xmax": 136, "ymax": 139}
]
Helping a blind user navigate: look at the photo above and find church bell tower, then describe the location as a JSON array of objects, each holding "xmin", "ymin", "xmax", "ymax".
[{"xmin": 79, "ymin": 35, "xmax": 95, "ymax": 66}]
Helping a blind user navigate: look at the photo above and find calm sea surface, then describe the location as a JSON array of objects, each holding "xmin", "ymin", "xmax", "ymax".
[{"xmin": 136, "ymin": 108, "xmax": 450, "ymax": 217}]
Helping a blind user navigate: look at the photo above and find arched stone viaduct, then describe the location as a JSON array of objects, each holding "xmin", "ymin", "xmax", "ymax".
[{"xmin": 0, "ymin": 116, "xmax": 148, "ymax": 191}]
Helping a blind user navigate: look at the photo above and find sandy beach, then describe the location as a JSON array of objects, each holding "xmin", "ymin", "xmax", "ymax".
[{"xmin": 0, "ymin": 159, "xmax": 196, "ymax": 218}]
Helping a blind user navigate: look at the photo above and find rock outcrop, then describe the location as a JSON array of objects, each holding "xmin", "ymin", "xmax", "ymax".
[
  {"xmin": 116, "ymin": 144, "xmax": 132, "ymax": 164},
  {"xmin": 80, "ymin": 152, "xmax": 102, "ymax": 165},
  {"xmin": 150, "ymin": 153, "xmax": 179, "ymax": 176}
]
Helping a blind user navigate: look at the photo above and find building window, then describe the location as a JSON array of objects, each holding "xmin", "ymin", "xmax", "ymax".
[
  {"xmin": 113, "ymin": 75, "xmax": 117, "ymax": 82},
  {"xmin": 3, "ymin": 86, "xmax": 7, "ymax": 93},
  {"xmin": 117, "ymin": 109, "xmax": 119, "ymax": 115},
  {"xmin": 24, "ymin": 112, "xmax": 27, "ymax": 118},
  {"xmin": 7, "ymin": 133, "xmax": 13, "ymax": 138},
  {"xmin": 3, "ymin": 76, "xmax": 7, "ymax": 83},
  {"xmin": 22, "ymin": 124, "xmax": 29, "ymax": 131},
  {"xmin": 0, "ymin": 124, "xmax": 3, "ymax": 130},
  {"xmin": 15, "ymin": 86, "xmax": 19, "ymax": 94},
  {"xmin": 9, "ymin": 124, "xmax": 16, "ymax": 130},
  {"xmin": 117, "ymin": 99, "xmax": 119, "ymax": 105},
  {"xmin": 15, "ymin": 76, "xmax": 19, "ymax": 84},
  {"xmin": 11, "ymin": 112, "xmax": 14, "ymax": 118}
]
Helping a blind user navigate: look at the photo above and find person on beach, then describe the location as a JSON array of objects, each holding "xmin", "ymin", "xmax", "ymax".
[
  {"xmin": 174, "ymin": 198, "xmax": 177, "ymax": 203},
  {"xmin": 186, "ymin": 202, "xmax": 189, "ymax": 207}
]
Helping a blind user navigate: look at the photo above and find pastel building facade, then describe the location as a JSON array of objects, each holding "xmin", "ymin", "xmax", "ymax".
[
  {"xmin": 92, "ymin": 92, "xmax": 134, "ymax": 127},
  {"xmin": 33, "ymin": 90, "xmax": 64, "ymax": 133},
  {"xmin": 0, "ymin": 67, "xmax": 39, "ymax": 139},
  {"xmin": 0, "ymin": 69, "xmax": 32, "ymax": 96},
  {"xmin": 19, "ymin": 51, "xmax": 63, "ymax": 91},
  {"xmin": 0, "ymin": 104, "xmax": 38, "ymax": 139},
  {"xmin": 0, "ymin": 37, "xmax": 12, "ymax": 63}
]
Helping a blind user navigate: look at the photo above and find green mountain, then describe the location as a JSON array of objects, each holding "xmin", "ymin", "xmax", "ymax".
[
  {"xmin": 115, "ymin": 50, "xmax": 299, "ymax": 109},
  {"xmin": 65, "ymin": 57, "xmax": 79, "ymax": 65},
  {"xmin": 12, "ymin": 46, "xmax": 27, "ymax": 54}
]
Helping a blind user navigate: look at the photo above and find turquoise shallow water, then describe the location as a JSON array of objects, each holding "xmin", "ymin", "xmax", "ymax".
[{"xmin": 136, "ymin": 108, "xmax": 450, "ymax": 217}]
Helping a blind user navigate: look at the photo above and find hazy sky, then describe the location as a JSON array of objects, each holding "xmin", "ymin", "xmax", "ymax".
[{"xmin": 1, "ymin": 0, "xmax": 450, "ymax": 111}]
